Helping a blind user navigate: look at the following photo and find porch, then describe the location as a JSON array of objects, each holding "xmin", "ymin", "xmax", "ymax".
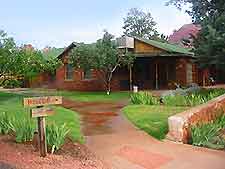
[{"xmin": 115, "ymin": 56, "xmax": 194, "ymax": 91}]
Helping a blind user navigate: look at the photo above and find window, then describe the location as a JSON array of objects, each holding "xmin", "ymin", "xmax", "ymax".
[
  {"xmin": 186, "ymin": 63, "xmax": 193, "ymax": 84},
  {"xmin": 65, "ymin": 64, "xmax": 74, "ymax": 80},
  {"xmin": 84, "ymin": 69, "xmax": 92, "ymax": 79}
]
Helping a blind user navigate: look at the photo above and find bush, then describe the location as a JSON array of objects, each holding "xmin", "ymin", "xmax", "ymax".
[
  {"xmin": 0, "ymin": 112, "xmax": 15, "ymax": 134},
  {"xmin": 2, "ymin": 79, "xmax": 22, "ymax": 88},
  {"xmin": 162, "ymin": 89, "xmax": 225, "ymax": 107},
  {"xmin": 46, "ymin": 123, "xmax": 70, "ymax": 153},
  {"xmin": 14, "ymin": 117, "xmax": 35, "ymax": 143},
  {"xmin": 130, "ymin": 92, "xmax": 159, "ymax": 105},
  {"xmin": 191, "ymin": 115, "xmax": 225, "ymax": 150},
  {"xmin": 163, "ymin": 95, "xmax": 187, "ymax": 106}
]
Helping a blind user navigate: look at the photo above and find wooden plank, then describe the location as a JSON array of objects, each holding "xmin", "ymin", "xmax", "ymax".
[
  {"xmin": 31, "ymin": 107, "xmax": 55, "ymax": 118},
  {"xmin": 23, "ymin": 96, "xmax": 62, "ymax": 107},
  {"xmin": 37, "ymin": 117, "xmax": 47, "ymax": 157}
]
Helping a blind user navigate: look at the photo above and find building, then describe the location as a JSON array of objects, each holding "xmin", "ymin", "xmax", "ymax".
[
  {"xmin": 30, "ymin": 36, "xmax": 204, "ymax": 91},
  {"xmin": 168, "ymin": 23, "xmax": 201, "ymax": 48}
]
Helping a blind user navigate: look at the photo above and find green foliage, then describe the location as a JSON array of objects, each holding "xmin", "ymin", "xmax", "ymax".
[
  {"xmin": 123, "ymin": 8, "xmax": 158, "ymax": 39},
  {"xmin": 191, "ymin": 115, "xmax": 225, "ymax": 150},
  {"xmin": 0, "ymin": 30, "xmax": 61, "ymax": 86},
  {"xmin": 46, "ymin": 123, "xmax": 70, "ymax": 153},
  {"xmin": 0, "ymin": 112, "xmax": 15, "ymax": 134},
  {"xmin": 163, "ymin": 89, "xmax": 225, "ymax": 107},
  {"xmin": 14, "ymin": 117, "xmax": 35, "ymax": 143},
  {"xmin": 70, "ymin": 31, "xmax": 135, "ymax": 93},
  {"xmin": 130, "ymin": 92, "xmax": 159, "ymax": 105},
  {"xmin": 167, "ymin": 0, "xmax": 225, "ymax": 71},
  {"xmin": 2, "ymin": 79, "xmax": 22, "ymax": 88},
  {"xmin": 163, "ymin": 95, "xmax": 187, "ymax": 106},
  {"xmin": 0, "ymin": 91, "xmax": 83, "ymax": 143}
]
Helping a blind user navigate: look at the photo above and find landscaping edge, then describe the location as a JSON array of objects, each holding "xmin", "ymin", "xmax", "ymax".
[{"xmin": 166, "ymin": 93, "xmax": 225, "ymax": 143}]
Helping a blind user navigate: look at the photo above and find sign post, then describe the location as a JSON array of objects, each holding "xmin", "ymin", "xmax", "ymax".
[{"xmin": 23, "ymin": 96, "xmax": 62, "ymax": 157}]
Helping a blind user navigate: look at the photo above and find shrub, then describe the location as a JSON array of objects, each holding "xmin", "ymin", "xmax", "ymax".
[
  {"xmin": 46, "ymin": 123, "xmax": 70, "ymax": 153},
  {"xmin": 191, "ymin": 115, "xmax": 225, "ymax": 150},
  {"xmin": 130, "ymin": 92, "xmax": 159, "ymax": 105},
  {"xmin": 162, "ymin": 88, "xmax": 225, "ymax": 107},
  {"xmin": 2, "ymin": 79, "xmax": 22, "ymax": 88},
  {"xmin": 0, "ymin": 112, "xmax": 15, "ymax": 134},
  {"xmin": 14, "ymin": 117, "xmax": 35, "ymax": 143},
  {"xmin": 163, "ymin": 95, "xmax": 187, "ymax": 106}
]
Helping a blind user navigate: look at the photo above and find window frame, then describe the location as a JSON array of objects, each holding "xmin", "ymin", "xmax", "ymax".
[
  {"xmin": 65, "ymin": 63, "xmax": 74, "ymax": 81},
  {"xmin": 83, "ymin": 69, "xmax": 92, "ymax": 80}
]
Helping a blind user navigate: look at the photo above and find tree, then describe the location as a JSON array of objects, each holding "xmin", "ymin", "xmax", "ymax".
[
  {"xmin": 123, "ymin": 8, "xmax": 159, "ymax": 39},
  {"xmin": 167, "ymin": 0, "xmax": 225, "ymax": 71},
  {"xmin": 70, "ymin": 31, "xmax": 135, "ymax": 94},
  {"xmin": 0, "ymin": 30, "xmax": 61, "ymax": 87}
]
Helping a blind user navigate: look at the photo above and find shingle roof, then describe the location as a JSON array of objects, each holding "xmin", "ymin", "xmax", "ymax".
[
  {"xmin": 168, "ymin": 24, "xmax": 201, "ymax": 45},
  {"xmin": 135, "ymin": 37, "xmax": 194, "ymax": 56}
]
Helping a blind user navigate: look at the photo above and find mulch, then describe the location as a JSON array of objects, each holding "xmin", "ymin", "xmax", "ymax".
[{"xmin": 0, "ymin": 135, "xmax": 109, "ymax": 169}]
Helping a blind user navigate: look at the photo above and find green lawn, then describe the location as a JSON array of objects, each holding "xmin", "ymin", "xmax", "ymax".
[
  {"xmin": 0, "ymin": 91, "xmax": 83, "ymax": 143},
  {"xmin": 123, "ymin": 105, "xmax": 188, "ymax": 140},
  {"xmin": 26, "ymin": 89, "xmax": 130, "ymax": 102}
]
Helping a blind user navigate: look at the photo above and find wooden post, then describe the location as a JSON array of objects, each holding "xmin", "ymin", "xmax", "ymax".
[
  {"xmin": 155, "ymin": 62, "xmax": 159, "ymax": 90},
  {"xmin": 37, "ymin": 116, "xmax": 47, "ymax": 157},
  {"xmin": 129, "ymin": 65, "xmax": 133, "ymax": 91},
  {"xmin": 23, "ymin": 96, "xmax": 62, "ymax": 158}
]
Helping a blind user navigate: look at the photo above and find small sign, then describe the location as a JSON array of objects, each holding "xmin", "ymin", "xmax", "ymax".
[
  {"xmin": 31, "ymin": 107, "xmax": 55, "ymax": 118},
  {"xmin": 23, "ymin": 96, "xmax": 62, "ymax": 107},
  {"xmin": 23, "ymin": 96, "xmax": 62, "ymax": 157}
]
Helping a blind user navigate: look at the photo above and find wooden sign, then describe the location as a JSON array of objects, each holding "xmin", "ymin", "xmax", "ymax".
[
  {"xmin": 31, "ymin": 107, "xmax": 55, "ymax": 118},
  {"xmin": 23, "ymin": 96, "xmax": 62, "ymax": 107},
  {"xmin": 23, "ymin": 96, "xmax": 62, "ymax": 157}
]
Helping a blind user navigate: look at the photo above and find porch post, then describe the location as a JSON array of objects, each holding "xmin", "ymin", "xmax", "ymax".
[
  {"xmin": 155, "ymin": 62, "xmax": 159, "ymax": 90},
  {"xmin": 129, "ymin": 65, "xmax": 133, "ymax": 91}
]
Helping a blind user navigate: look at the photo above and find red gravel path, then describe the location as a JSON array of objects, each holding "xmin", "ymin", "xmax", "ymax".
[{"xmin": 0, "ymin": 136, "xmax": 109, "ymax": 169}]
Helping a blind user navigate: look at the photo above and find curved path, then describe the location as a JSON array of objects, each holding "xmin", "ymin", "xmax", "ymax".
[{"xmin": 62, "ymin": 98, "xmax": 225, "ymax": 169}]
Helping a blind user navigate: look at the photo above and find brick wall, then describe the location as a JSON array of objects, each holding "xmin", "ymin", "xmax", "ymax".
[
  {"xmin": 167, "ymin": 94, "xmax": 225, "ymax": 143},
  {"xmin": 176, "ymin": 58, "xmax": 187, "ymax": 86}
]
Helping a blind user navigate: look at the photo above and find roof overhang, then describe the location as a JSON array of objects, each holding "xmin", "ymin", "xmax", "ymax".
[{"xmin": 57, "ymin": 42, "xmax": 77, "ymax": 59}]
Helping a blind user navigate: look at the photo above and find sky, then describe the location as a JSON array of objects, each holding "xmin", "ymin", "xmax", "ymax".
[{"xmin": 0, "ymin": 0, "xmax": 192, "ymax": 49}]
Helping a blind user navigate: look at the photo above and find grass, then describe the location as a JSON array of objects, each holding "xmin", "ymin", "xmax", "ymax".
[
  {"xmin": 0, "ymin": 91, "xmax": 84, "ymax": 143},
  {"xmin": 25, "ymin": 88, "xmax": 130, "ymax": 102},
  {"xmin": 123, "ymin": 105, "xmax": 188, "ymax": 139}
]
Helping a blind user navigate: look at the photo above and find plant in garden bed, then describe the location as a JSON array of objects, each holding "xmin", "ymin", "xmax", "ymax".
[
  {"xmin": 14, "ymin": 117, "xmax": 35, "ymax": 143},
  {"xmin": 130, "ymin": 92, "xmax": 159, "ymax": 105},
  {"xmin": 0, "ymin": 112, "xmax": 15, "ymax": 134},
  {"xmin": 46, "ymin": 123, "xmax": 70, "ymax": 154},
  {"xmin": 191, "ymin": 114, "xmax": 225, "ymax": 150}
]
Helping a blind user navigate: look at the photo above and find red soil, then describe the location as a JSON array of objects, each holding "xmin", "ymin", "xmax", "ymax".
[{"xmin": 0, "ymin": 135, "xmax": 109, "ymax": 169}]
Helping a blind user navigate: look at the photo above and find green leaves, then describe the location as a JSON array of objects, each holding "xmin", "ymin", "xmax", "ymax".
[
  {"xmin": 0, "ymin": 30, "xmax": 61, "ymax": 85},
  {"xmin": 130, "ymin": 92, "xmax": 159, "ymax": 105},
  {"xmin": 123, "ymin": 8, "xmax": 158, "ymax": 39},
  {"xmin": 69, "ymin": 31, "xmax": 136, "ymax": 93},
  {"xmin": 0, "ymin": 112, "xmax": 15, "ymax": 135},
  {"xmin": 46, "ymin": 123, "xmax": 70, "ymax": 154},
  {"xmin": 191, "ymin": 115, "xmax": 225, "ymax": 150}
]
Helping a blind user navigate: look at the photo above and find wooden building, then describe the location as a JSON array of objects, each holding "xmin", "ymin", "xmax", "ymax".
[{"xmin": 30, "ymin": 36, "xmax": 204, "ymax": 91}]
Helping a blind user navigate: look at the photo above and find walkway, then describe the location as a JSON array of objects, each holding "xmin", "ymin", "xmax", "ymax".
[{"xmin": 62, "ymin": 98, "xmax": 225, "ymax": 169}]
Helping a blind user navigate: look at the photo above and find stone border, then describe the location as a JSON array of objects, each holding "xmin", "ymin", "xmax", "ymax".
[{"xmin": 167, "ymin": 94, "xmax": 225, "ymax": 143}]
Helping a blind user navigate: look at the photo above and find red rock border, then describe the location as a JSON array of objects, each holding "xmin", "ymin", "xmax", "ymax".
[{"xmin": 167, "ymin": 94, "xmax": 225, "ymax": 143}]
